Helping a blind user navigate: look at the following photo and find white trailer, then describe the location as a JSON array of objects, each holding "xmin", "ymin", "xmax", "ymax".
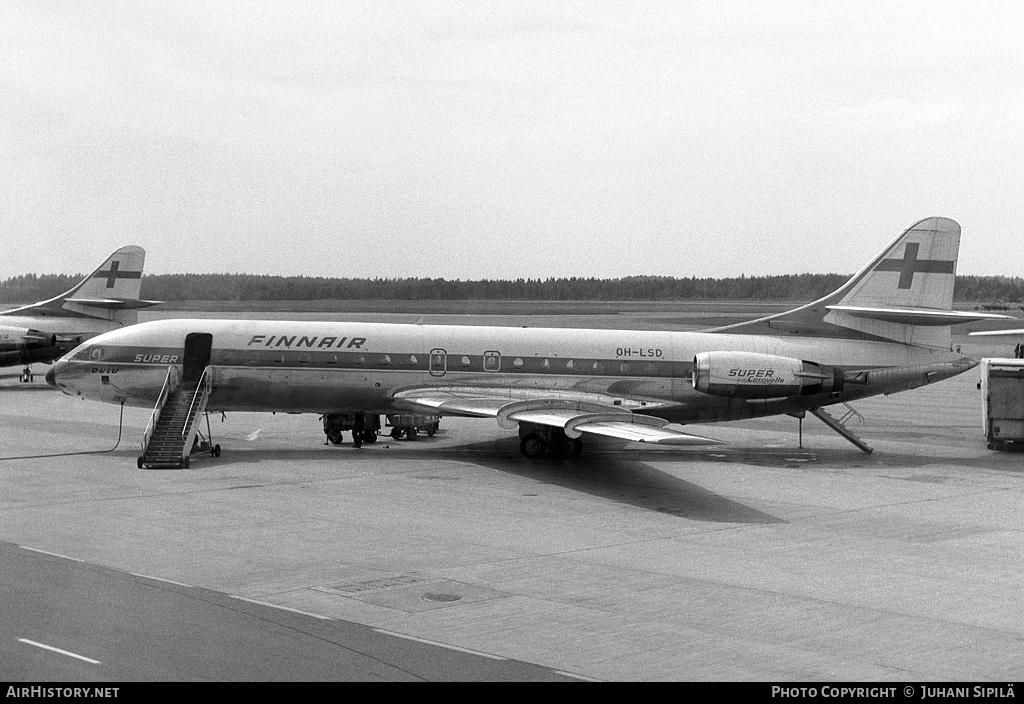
[{"xmin": 980, "ymin": 358, "xmax": 1024, "ymax": 450}]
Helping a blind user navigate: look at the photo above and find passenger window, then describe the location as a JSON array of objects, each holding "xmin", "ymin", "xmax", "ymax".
[
  {"xmin": 460, "ymin": 355, "xmax": 471, "ymax": 367},
  {"xmin": 513, "ymin": 358, "xmax": 524, "ymax": 370}
]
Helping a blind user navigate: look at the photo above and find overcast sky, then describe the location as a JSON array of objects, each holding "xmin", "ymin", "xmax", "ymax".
[{"xmin": 2, "ymin": 1, "xmax": 1022, "ymax": 281}]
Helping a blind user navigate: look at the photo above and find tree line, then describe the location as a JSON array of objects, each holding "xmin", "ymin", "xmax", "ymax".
[{"xmin": 2, "ymin": 271, "xmax": 1023, "ymax": 304}]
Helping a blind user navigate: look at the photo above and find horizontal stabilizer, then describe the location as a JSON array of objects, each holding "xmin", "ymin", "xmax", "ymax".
[
  {"xmin": 826, "ymin": 305, "xmax": 1013, "ymax": 326},
  {"xmin": 65, "ymin": 298, "xmax": 162, "ymax": 310},
  {"xmin": 970, "ymin": 329, "xmax": 1024, "ymax": 337}
]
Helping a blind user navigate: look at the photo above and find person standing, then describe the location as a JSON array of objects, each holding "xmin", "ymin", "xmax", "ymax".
[{"xmin": 353, "ymin": 413, "xmax": 365, "ymax": 448}]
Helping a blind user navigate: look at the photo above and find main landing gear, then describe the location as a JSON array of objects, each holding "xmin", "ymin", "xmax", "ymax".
[{"xmin": 518, "ymin": 425, "xmax": 583, "ymax": 460}]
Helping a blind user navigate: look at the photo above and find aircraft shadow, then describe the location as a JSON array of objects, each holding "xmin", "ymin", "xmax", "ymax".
[
  {"xmin": 119, "ymin": 434, "xmax": 781, "ymax": 524},
  {"xmin": 446, "ymin": 437, "xmax": 784, "ymax": 525}
]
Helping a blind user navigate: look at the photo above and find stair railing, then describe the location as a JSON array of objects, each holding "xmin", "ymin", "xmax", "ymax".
[
  {"xmin": 178, "ymin": 367, "xmax": 214, "ymax": 465},
  {"xmin": 181, "ymin": 366, "xmax": 212, "ymax": 441},
  {"xmin": 836, "ymin": 402, "xmax": 865, "ymax": 426},
  {"xmin": 141, "ymin": 365, "xmax": 181, "ymax": 453}
]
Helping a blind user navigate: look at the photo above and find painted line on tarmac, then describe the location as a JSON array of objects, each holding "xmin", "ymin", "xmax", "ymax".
[
  {"xmin": 129, "ymin": 572, "xmax": 194, "ymax": 588},
  {"xmin": 374, "ymin": 629, "xmax": 507, "ymax": 660},
  {"xmin": 556, "ymin": 670, "xmax": 602, "ymax": 682},
  {"xmin": 19, "ymin": 546, "xmax": 84, "ymax": 562},
  {"xmin": 18, "ymin": 638, "xmax": 100, "ymax": 664},
  {"xmin": 229, "ymin": 595, "xmax": 334, "ymax": 620}
]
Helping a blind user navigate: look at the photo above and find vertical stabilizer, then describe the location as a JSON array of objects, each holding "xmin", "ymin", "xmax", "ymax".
[
  {"xmin": 709, "ymin": 217, "xmax": 995, "ymax": 347},
  {"xmin": 2, "ymin": 245, "xmax": 157, "ymax": 325}
]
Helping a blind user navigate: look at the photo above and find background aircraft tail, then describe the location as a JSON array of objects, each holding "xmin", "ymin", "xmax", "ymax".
[
  {"xmin": 2, "ymin": 245, "xmax": 158, "ymax": 325},
  {"xmin": 711, "ymin": 217, "xmax": 1001, "ymax": 348}
]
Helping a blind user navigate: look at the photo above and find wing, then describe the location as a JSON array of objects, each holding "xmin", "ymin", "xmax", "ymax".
[{"xmin": 393, "ymin": 387, "xmax": 723, "ymax": 447}]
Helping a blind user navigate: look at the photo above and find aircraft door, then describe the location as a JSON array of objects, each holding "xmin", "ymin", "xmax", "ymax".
[
  {"xmin": 183, "ymin": 332, "xmax": 213, "ymax": 383},
  {"xmin": 429, "ymin": 349, "xmax": 447, "ymax": 377}
]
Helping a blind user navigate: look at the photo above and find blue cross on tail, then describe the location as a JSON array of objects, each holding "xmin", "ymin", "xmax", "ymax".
[
  {"xmin": 874, "ymin": 243, "xmax": 955, "ymax": 289},
  {"xmin": 93, "ymin": 260, "xmax": 142, "ymax": 289}
]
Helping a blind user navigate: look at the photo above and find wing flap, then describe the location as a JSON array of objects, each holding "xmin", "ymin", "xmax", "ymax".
[
  {"xmin": 393, "ymin": 390, "xmax": 512, "ymax": 417},
  {"xmin": 572, "ymin": 421, "xmax": 724, "ymax": 445}
]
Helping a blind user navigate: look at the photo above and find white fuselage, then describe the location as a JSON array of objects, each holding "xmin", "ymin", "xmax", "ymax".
[{"xmin": 48, "ymin": 318, "xmax": 975, "ymax": 425}]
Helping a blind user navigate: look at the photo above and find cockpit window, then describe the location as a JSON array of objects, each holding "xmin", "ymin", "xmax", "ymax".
[{"xmin": 73, "ymin": 346, "xmax": 101, "ymax": 361}]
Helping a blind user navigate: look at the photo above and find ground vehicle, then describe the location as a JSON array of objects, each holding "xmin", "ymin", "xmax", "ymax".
[
  {"xmin": 321, "ymin": 412, "xmax": 440, "ymax": 444},
  {"xmin": 321, "ymin": 413, "xmax": 380, "ymax": 445},
  {"xmin": 385, "ymin": 413, "xmax": 440, "ymax": 440},
  {"xmin": 979, "ymin": 358, "xmax": 1024, "ymax": 450}
]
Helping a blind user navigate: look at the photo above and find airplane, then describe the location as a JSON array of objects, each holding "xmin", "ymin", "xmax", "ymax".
[
  {"xmin": 1, "ymin": 246, "xmax": 157, "ymax": 381},
  {"xmin": 45, "ymin": 217, "xmax": 1008, "ymax": 465}
]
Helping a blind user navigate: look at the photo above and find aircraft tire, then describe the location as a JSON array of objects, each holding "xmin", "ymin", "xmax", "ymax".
[{"xmin": 520, "ymin": 433, "xmax": 545, "ymax": 459}]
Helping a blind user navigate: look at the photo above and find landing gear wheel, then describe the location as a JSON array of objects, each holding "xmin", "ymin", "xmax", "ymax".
[
  {"xmin": 520, "ymin": 433, "xmax": 545, "ymax": 459},
  {"xmin": 565, "ymin": 437, "xmax": 583, "ymax": 458},
  {"xmin": 361, "ymin": 430, "xmax": 377, "ymax": 444},
  {"xmin": 213, "ymin": 444, "xmax": 221, "ymax": 457}
]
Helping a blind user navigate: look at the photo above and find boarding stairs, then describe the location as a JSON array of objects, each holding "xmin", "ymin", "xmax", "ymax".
[
  {"xmin": 139, "ymin": 366, "xmax": 215, "ymax": 469},
  {"xmin": 811, "ymin": 403, "xmax": 873, "ymax": 454}
]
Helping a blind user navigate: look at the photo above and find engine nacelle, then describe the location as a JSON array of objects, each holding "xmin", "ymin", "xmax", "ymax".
[
  {"xmin": 692, "ymin": 351, "xmax": 844, "ymax": 398},
  {"xmin": 0, "ymin": 325, "xmax": 57, "ymax": 352}
]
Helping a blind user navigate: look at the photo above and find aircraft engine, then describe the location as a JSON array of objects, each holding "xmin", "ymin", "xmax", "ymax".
[
  {"xmin": 692, "ymin": 351, "xmax": 844, "ymax": 398},
  {"xmin": 0, "ymin": 325, "xmax": 57, "ymax": 352}
]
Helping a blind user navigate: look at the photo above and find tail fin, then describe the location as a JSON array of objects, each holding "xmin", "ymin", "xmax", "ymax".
[
  {"xmin": 711, "ymin": 217, "xmax": 1004, "ymax": 347},
  {"xmin": 2, "ymin": 245, "xmax": 159, "ymax": 325}
]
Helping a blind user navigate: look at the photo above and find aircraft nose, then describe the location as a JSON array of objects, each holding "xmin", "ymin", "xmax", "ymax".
[{"xmin": 45, "ymin": 364, "xmax": 57, "ymax": 388}]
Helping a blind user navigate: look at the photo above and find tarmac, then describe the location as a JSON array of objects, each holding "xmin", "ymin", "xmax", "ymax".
[{"xmin": 1, "ymin": 332, "xmax": 1022, "ymax": 681}]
